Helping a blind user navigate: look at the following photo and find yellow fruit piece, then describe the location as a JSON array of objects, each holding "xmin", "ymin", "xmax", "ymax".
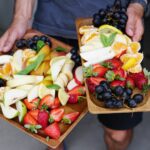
[
  {"xmin": 2, "ymin": 63, "xmax": 12, "ymax": 75},
  {"xmin": 79, "ymin": 25, "xmax": 97, "ymax": 34},
  {"xmin": 112, "ymin": 42, "xmax": 127, "ymax": 55},
  {"xmin": 23, "ymin": 49, "xmax": 36, "ymax": 60},
  {"xmin": 129, "ymin": 42, "xmax": 141, "ymax": 53},
  {"xmin": 124, "ymin": 35, "xmax": 132, "ymax": 44},
  {"xmin": 122, "ymin": 58, "xmax": 137, "ymax": 70},
  {"xmin": 99, "ymin": 25, "xmax": 122, "ymax": 34},
  {"xmin": 38, "ymin": 45, "xmax": 51, "ymax": 56},
  {"xmin": 128, "ymin": 64, "xmax": 142, "ymax": 73}
]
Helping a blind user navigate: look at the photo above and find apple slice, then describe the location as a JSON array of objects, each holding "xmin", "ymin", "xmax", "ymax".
[
  {"xmin": 67, "ymin": 79, "xmax": 78, "ymax": 91},
  {"xmin": 16, "ymin": 101, "xmax": 27, "ymax": 122},
  {"xmin": 17, "ymin": 85, "xmax": 34, "ymax": 92},
  {"xmin": 0, "ymin": 55, "xmax": 13, "ymax": 65},
  {"xmin": 54, "ymin": 78, "xmax": 65, "ymax": 89},
  {"xmin": 4, "ymin": 89, "xmax": 28, "ymax": 106},
  {"xmin": 27, "ymin": 85, "xmax": 39, "ymax": 102},
  {"xmin": 74, "ymin": 66, "xmax": 83, "ymax": 85},
  {"xmin": 58, "ymin": 89, "xmax": 69, "ymax": 106},
  {"xmin": 0, "ymin": 103, "xmax": 18, "ymax": 119},
  {"xmin": 50, "ymin": 56, "xmax": 67, "ymax": 81},
  {"xmin": 66, "ymin": 52, "xmax": 72, "ymax": 59},
  {"xmin": 58, "ymin": 73, "xmax": 68, "ymax": 87}
]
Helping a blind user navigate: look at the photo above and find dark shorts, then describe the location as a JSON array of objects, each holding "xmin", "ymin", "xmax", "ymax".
[{"xmin": 50, "ymin": 36, "xmax": 143, "ymax": 130}]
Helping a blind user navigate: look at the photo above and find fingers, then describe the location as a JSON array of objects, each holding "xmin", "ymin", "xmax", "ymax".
[
  {"xmin": 0, "ymin": 32, "xmax": 9, "ymax": 51},
  {"xmin": 133, "ymin": 19, "xmax": 144, "ymax": 42}
]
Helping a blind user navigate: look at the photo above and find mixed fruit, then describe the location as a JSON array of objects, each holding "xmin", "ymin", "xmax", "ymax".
[
  {"xmin": 0, "ymin": 35, "xmax": 86, "ymax": 140},
  {"xmin": 79, "ymin": 0, "xmax": 150, "ymax": 109}
]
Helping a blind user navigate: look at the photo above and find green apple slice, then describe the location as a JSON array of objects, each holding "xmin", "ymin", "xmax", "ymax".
[
  {"xmin": 0, "ymin": 103, "xmax": 18, "ymax": 119},
  {"xmin": 58, "ymin": 89, "xmax": 69, "ymax": 106},
  {"xmin": 16, "ymin": 101, "xmax": 27, "ymax": 122},
  {"xmin": 27, "ymin": 85, "xmax": 39, "ymax": 102},
  {"xmin": 17, "ymin": 85, "xmax": 34, "ymax": 92},
  {"xmin": 4, "ymin": 89, "xmax": 28, "ymax": 106}
]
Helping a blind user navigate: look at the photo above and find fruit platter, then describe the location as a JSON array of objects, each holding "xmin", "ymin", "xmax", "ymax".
[
  {"xmin": 0, "ymin": 29, "xmax": 87, "ymax": 148},
  {"xmin": 76, "ymin": 1, "xmax": 150, "ymax": 114}
]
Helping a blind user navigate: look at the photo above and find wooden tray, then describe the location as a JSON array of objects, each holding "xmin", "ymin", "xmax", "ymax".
[
  {"xmin": 76, "ymin": 18, "xmax": 150, "ymax": 114},
  {"xmin": 0, "ymin": 29, "xmax": 88, "ymax": 149}
]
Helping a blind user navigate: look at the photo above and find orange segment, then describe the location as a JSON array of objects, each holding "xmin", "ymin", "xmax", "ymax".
[
  {"xmin": 129, "ymin": 42, "xmax": 141, "ymax": 53},
  {"xmin": 128, "ymin": 64, "xmax": 142, "ymax": 73},
  {"xmin": 79, "ymin": 25, "xmax": 97, "ymax": 34},
  {"xmin": 2, "ymin": 63, "xmax": 12, "ymax": 75}
]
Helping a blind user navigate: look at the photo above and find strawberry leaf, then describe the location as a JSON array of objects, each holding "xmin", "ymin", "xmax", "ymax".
[
  {"xmin": 83, "ymin": 66, "xmax": 93, "ymax": 77},
  {"xmin": 47, "ymin": 84, "xmax": 61, "ymax": 90},
  {"xmin": 142, "ymin": 84, "xmax": 150, "ymax": 94},
  {"xmin": 101, "ymin": 62, "xmax": 113, "ymax": 69},
  {"xmin": 55, "ymin": 46, "xmax": 66, "ymax": 52},
  {"xmin": 105, "ymin": 70, "xmax": 115, "ymax": 82}
]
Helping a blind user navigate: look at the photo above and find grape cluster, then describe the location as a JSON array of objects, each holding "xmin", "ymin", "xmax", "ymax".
[
  {"xmin": 16, "ymin": 35, "xmax": 52, "ymax": 51},
  {"xmin": 92, "ymin": 0, "xmax": 128, "ymax": 32}
]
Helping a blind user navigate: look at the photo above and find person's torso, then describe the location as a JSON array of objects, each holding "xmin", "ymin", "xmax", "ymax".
[{"xmin": 33, "ymin": 0, "xmax": 130, "ymax": 39}]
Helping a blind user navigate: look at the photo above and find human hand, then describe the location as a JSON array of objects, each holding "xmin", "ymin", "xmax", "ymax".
[
  {"xmin": 0, "ymin": 18, "xmax": 30, "ymax": 52},
  {"xmin": 126, "ymin": 3, "xmax": 144, "ymax": 42}
]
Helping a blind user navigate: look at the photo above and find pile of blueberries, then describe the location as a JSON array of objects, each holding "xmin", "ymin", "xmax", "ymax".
[
  {"xmin": 95, "ymin": 81, "xmax": 144, "ymax": 108},
  {"xmin": 92, "ymin": 0, "xmax": 128, "ymax": 32},
  {"xmin": 16, "ymin": 35, "xmax": 52, "ymax": 51}
]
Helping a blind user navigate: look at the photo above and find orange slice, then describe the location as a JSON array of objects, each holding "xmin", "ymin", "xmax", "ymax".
[
  {"xmin": 129, "ymin": 42, "xmax": 141, "ymax": 53},
  {"xmin": 128, "ymin": 64, "xmax": 142, "ymax": 73},
  {"xmin": 2, "ymin": 63, "xmax": 12, "ymax": 75},
  {"xmin": 79, "ymin": 25, "xmax": 97, "ymax": 34},
  {"xmin": 112, "ymin": 42, "xmax": 127, "ymax": 55}
]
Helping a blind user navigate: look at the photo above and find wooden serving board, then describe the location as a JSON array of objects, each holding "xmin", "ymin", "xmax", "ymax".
[
  {"xmin": 0, "ymin": 29, "xmax": 88, "ymax": 149},
  {"xmin": 76, "ymin": 18, "xmax": 150, "ymax": 114}
]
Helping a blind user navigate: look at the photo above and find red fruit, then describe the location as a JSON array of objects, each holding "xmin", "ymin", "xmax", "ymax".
[
  {"xmin": 23, "ymin": 113, "xmax": 37, "ymax": 125},
  {"xmin": 126, "ymin": 76, "xmax": 135, "ymax": 89},
  {"xmin": 136, "ymin": 78, "xmax": 148, "ymax": 90},
  {"xmin": 68, "ymin": 94, "xmax": 78, "ymax": 104},
  {"xmin": 24, "ymin": 98, "xmax": 39, "ymax": 110},
  {"xmin": 62, "ymin": 112, "xmax": 80, "ymax": 124},
  {"xmin": 28, "ymin": 109, "xmax": 39, "ymax": 120},
  {"xmin": 51, "ymin": 98, "xmax": 60, "ymax": 109},
  {"xmin": 105, "ymin": 58, "xmax": 123, "ymax": 69},
  {"xmin": 44, "ymin": 122, "xmax": 61, "ymax": 139},
  {"xmin": 86, "ymin": 78, "xmax": 95, "ymax": 93},
  {"xmin": 93, "ymin": 64, "xmax": 108, "ymax": 77},
  {"xmin": 115, "ymin": 50, "xmax": 126, "ymax": 58},
  {"xmin": 39, "ymin": 95, "xmax": 54, "ymax": 109},
  {"xmin": 110, "ymin": 80, "xmax": 125, "ymax": 88},
  {"xmin": 37, "ymin": 110, "xmax": 49, "ymax": 129},
  {"xmin": 113, "ymin": 68, "xmax": 127, "ymax": 79},
  {"xmin": 88, "ymin": 77, "xmax": 106, "ymax": 86},
  {"xmin": 68, "ymin": 86, "xmax": 85, "ymax": 96},
  {"xmin": 49, "ymin": 108, "xmax": 64, "ymax": 123}
]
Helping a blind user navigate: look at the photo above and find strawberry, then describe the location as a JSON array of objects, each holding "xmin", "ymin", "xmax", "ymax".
[
  {"xmin": 51, "ymin": 98, "xmax": 60, "ymax": 109},
  {"xmin": 126, "ymin": 76, "xmax": 135, "ymax": 89},
  {"xmin": 24, "ymin": 98, "xmax": 39, "ymax": 110},
  {"xmin": 37, "ymin": 110, "xmax": 49, "ymax": 129},
  {"xmin": 68, "ymin": 86, "xmax": 86, "ymax": 96},
  {"xmin": 23, "ymin": 113, "xmax": 37, "ymax": 125},
  {"xmin": 68, "ymin": 94, "xmax": 79, "ymax": 104},
  {"xmin": 28, "ymin": 109, "xmax": 39, "ymax": 120},
  {"xmin": 104, "ymin": 58, "xmax": 123, "ymax": 69},
  {"xmin": 92, "ymin": 64, "xmax": 108, "ymax": 77},
  {"xmin": 62, "ymin": 112, "xmax": 80, "ymax": 124},
  {"xmin": 44, "ymin": 122, "xmax": 61, "ymax": 139},
  {"xmin": 49, "ymin": 108, "xmax": 64, "ymax": 123},
  {"xmin": 110, "ymin": 80, "xmax": 125, "ymax": 88},
  {"xmin": 113, "ymin": 68, "xmax": 127, "ymax": 80},
  {"xmin": 115, "ymin": 50, "xmax": 126, "ymax": 58},
  {"xmin": 39, "ymin": 95, "xmax": 54, "ymax": 109}
]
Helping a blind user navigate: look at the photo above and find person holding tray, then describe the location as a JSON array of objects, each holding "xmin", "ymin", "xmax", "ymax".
[{"xmin": 0, "ymin": 0, "xmax": 148, "ymax": 150}]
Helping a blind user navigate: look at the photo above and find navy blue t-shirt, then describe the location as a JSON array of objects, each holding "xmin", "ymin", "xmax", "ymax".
[{"xmin": 33, "ymin": 0, "xmax": 130, "ymax": 39}]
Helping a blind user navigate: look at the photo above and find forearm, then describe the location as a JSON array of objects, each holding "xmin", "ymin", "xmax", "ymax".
[{"xmin": 13, "ymin": 0, "xmax": 36, "ymax": 23}]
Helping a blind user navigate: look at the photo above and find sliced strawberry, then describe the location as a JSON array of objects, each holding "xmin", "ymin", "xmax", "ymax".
[
  {"xmin": 24, "ymin": 98, "xmax": 39, "ymax": 110},
  {"xmin": 126, "ymin": 76, "xmax": 135, "ymax": 89},
  {"xmin": 49, "ymin": 108, "xmax": 64, "ymax": 123},
  {"xmin": 28, "ymin": 109, "xmax": 39, "ymax": 120},
  {"xmin": 39, "ymin": 95, "xmax": 54, "ymax": 109},
  {"xmin": 88, "ymin": 77, "xmax": 106, "ymax": 86},
  {"xmin": 110, "ymin": 80, "xmax": 125, "ymax": 88},
  {"xmin": 113, "ymin": 68, "xmax": 127, "ymax": 80},
  {"xmin": 115, "ymin": 50, "xmax": 126, "ymax": 58},
  {"xmin": 51, "ymin": 98, "xmax": 60, "ymax": 109},
  {"xmin": 37, "ymin": 110, "xmax": 49, "ymax": 129},
  {"xmin": 92, "ymin": 64, "xmax": 108, "ymax": 77},
  {"xmin": 62, "ymin": 112, "xmax": 80, "ymax": 124},
  {"xmin": 68, "ymin": 94, "xmax": 78, "ymax": 104},
  {"xmin": 44, "ymin": 122, "xmax": 61, "ymax": 139},
  {"xmin": 68, "ymin": 86, "xmax": 86, "ymax": 96},
  {"xmin": 23, "ymin": 113, "xmax": 37, "ymax": 125}
]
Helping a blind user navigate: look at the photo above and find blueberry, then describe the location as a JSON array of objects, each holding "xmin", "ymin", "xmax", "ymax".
[
  {"xmin": 27, "ymin": 39, "xmax": 35, "ymax": 47},
  {"xmin": 114, "ymin": 100, "xmax": 123, "ymax": 108},
  {"xmin": 16, "ymin": 39, "xmax": 26, "ymax": 48},
  {"xmin": 0, "ymin": 79, "xmax": 6, "ymax": 87},
  {"xmin": 97, "ymin": 94, "xmax": 103, "ymax": 101},
  {"xmin": 32, "ymin": 35, "xmax": 40, "ymax": 42},
  {"xmin": 100, "ymin": 81, "xmax": 110, "ymax": 88},
  {"xmin": 127, "ymin": 99, "xmax": 137, "ymax": 108},
  {"xmin": 95, "ymin": 85, "xmax": 104, "ymax": 94},
  {"xmin": 105, "ymin": 100, "xmax": 114, "ymax": 108},
  {"xmin": 75, "ymin": 56, "xmax": 81, "ymax": 64},
  {"xmin": 92, "ymin": 18, "xmax": 101, "ymax": 27},
  {"xmin": 99, "ymin": 9, "xmax": 106, "ymax": 17},
  {"xmin": 113, "ymin": 12, "xmax": 120, "ymax": 19},
  {"xmin": 125, "ymin": 88, "xmax": 133, "ymax": 96},
  {"xmin": 113, "ymin": 86, "xmax": 124, "ymax": 96},
  {"xmin": 93, "ymin": 13, "xmax": 101, "ymax": 20},
  {"xmin": 122, "ymin": 92, "xmax": 130, "ymax": 101},
  {"xmin": 102, "ymin": 92, "xmax": 112, "ymax": 100},
  {"xmin": 70, "ymin": 48, "xmax": 77, "ymax": 54},
  {"xmin": 46, "ymin": 41, "xmax": 52, "ymax": 47},
  {"xmin": 133, "ymin": 94, "xmax": 143, "ymax": 104},
  {"xmin": 40, "ymin": 35, "xmax": 48, "ymax": 42},
  {"xmin": 30, "ymin": 43, "xmax": 37, "ymax": 51},
  {"xmin": 71, "ymin": 54, "xmax": 78, "ymax": 60}
]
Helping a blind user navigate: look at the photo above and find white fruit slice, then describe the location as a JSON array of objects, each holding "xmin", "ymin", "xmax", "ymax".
[
  {"xmin": 0, "ymin": 55, "xmax": 13, "ymax": 65},
  {"xmin": 54, "ymin": 78, "xmax": 65, "ymax": 89},
  {"xmin": 74, "ymin": 66, "xmax": 83, "ymax": 85},
  {"xmin": 27, "ymin": 85, "xmax": 39, "ymax": 102},
  {"xmin": 17, "ymin": 85, "xmax": 34, "ymax": 92},
  {"xmin": 0, "ymin": 87, "xmax": 6, "ymax": 102},
  {"xmin": 50, "ymin": 56, "xmax": 67, "ymax": 81},
  {"xmin": 12, "ymin": 50, "xmax": 23, "ymax": 72},
  {"xmin": 7, "ymin": 75, "xmax": 43, "ymax": 88},
  {"xmin": 66, "ymin": 52, "xmax": 72, "ymax": 59},
  {"xmin": 113, "ymin": 34, "xmax": 127, "ymax": 45},
  {"xmin": 58, "ymin": 73, "xmax": 68, "ymax": 87},
  {"xmin": 16, "ymin": 101, "xmax": 27, "ymax": 122},
  {"xmin": 58, "ymin": 89, "xmax": 69, "ymax": 106},
  {"xmin": 67, "ymin": 79, "xmax": 78, "ymax": 91},
  {"xmin": 4, "ymin": 89, "xmax": 28, "ymax": 106},
  {"xmin": 0, "ymin": 103, "xmax": 18, "ymax": 119}
]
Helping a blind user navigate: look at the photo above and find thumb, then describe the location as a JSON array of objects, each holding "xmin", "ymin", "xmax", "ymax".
[{"xmin": 126, "ymin": 14, "xmax": 135, "ymax": 37}]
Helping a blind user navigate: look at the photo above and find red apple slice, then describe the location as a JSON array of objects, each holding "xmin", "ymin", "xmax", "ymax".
[
  {"xmin": 74, "ymin": 66, "xmax": 83, "ymax": 85},
  {"xmin": 67, "ymin": 79, "xmax": 78, "ymax": 91}
]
